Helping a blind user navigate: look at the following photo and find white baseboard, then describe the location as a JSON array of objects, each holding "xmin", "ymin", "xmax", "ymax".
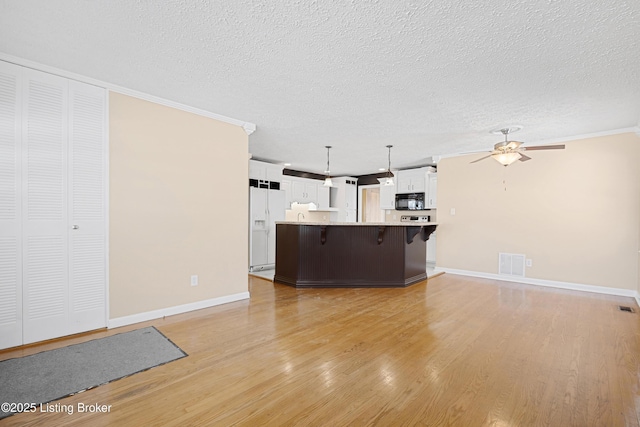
[
  {"xmin": 434, "ymin": 267, "xmax": 638, "ymax": 299},
  {"xmin": 108, "ymin": 292, "xmax": 250, "ymax": 329}
]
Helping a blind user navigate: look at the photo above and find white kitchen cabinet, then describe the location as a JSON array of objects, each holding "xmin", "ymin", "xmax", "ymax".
[
  {"xmin": 281, "ymin": 180, "xmax": 292, "ymax": 206},
  {"xmin": 292, "ymin": 180, "xmax": 318, "ymax": 204},
  {"xmin": 249, "ymin": 160, "xmax": 262, "ymax": 180},
  {"xmin": 249, "ymin": 160, "xmax": 283, "ymax": 182},
  {"xmin": 396, "ymin": 169, "xmax": 426, "ymax": 193},
  {"xmin": 266, "ymin": 165, "xmax": 283, "ymax": 182},
  {"xmin": 426, "ymin": 173, "xmax": 437, "ymax": 208},
  {"xmin": 344, "ymin": 209, "xmax": 357, "ymax": 223},
  {"xmin": 331, "ymin": 177, "xmax": 358, "ymax": 222},
  {"xmin": 378, "ymin": 178, "xmax": 396, "ymax": 210},
  {"xmin": 281, "ymin": 176, "xmax": 328, "ymax": 207},
  {"xmin": 317, "ymin": 185, "xmax": 330, "ymax": 209}
]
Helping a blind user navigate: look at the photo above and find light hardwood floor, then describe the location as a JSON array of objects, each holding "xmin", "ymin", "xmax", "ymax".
[{"xmin": 2, "ymin": 274, "xmax": 639, "ymax": 426}]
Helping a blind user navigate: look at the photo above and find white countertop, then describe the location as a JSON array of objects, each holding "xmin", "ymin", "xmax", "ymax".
[
  {"xmin": 276, "ymin": 221, "xmax": 438, "ymax": 226},
  {"xmin": 307, "ymin": 207, "xmax": 339, "ymax": 212}
]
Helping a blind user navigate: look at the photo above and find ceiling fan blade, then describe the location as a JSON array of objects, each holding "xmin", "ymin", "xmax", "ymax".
[
  {"xmin": 518, "ymin": 153, "xmax": 532, "ymax": 162},
  {"xmin": 470, "ymin": 154, "xmax": 493, "ymax": 164},
  {"xmin": 459, "ymin": 149, "xmax": 492, "ymax": 155},
  {"xmin": 521, "ymin": 144, "xmax": 565, "ymax": 151}
]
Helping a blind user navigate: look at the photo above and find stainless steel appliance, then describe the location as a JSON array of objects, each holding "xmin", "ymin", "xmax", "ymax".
[
  {"xmin": 395, "ymin": 192, "xmax": 425, "ymax": 210},
  {"xmin": 400, "ymin": 215, "xmax": 431, "ymax": 222}
]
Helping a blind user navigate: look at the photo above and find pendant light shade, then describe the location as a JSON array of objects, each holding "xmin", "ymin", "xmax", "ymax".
[
  {"xmin": 491, "ymin": 127, "xmax": 523, "ymax": 166},
  {"xmin": 493, "ymin": 151, "xmax": 522, "ymax": 166},
  {"xmin": 384, "ymin": 145, "xmax": 394, "ymax": 186},
  {"xmin": 323, "ymin": 146, "xmax": 333, "ymax": 187}
]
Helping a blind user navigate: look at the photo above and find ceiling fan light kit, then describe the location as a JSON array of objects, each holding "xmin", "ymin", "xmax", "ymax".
[
  {"xmin": 472, "ymin": 126, "xmax": 565, "ymax": 166},
  {"xmin": 494, "ymin": 151, "xmax": 522, "ymax": 166}
]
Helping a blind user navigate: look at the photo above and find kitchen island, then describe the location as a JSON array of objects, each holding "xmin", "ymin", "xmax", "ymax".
[{"xmin": 274, "ymin": 222, "xmax": 437, "ymax": 288}]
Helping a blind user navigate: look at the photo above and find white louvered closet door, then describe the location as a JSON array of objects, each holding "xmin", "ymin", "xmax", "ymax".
[
  {"xmin": 0, "ymin": 62, "xmax": 106, "ymax": 350},
  {"xmin": 21, "ymin": 68, "xmax": 71, "ymax": 344},
  {"xmin": 0, "ymin": 62, "xmax": 23, "ymax": 349},
  {"xmin": 67, "ymin": 81, "xmax": 106, "ymax": 335}
]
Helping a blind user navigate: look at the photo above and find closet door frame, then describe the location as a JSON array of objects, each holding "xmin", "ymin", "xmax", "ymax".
[{"xmin": 0, "ymin": 61, "xmax": 23, "ymax": 349}]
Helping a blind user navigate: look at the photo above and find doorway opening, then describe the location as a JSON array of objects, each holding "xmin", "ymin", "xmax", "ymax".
[{"xmin": 359, "ymin": 185, "xmax": 384, "ymax": 223}]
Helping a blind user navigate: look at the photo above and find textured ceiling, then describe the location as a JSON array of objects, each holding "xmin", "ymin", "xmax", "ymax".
[{"xmin": 1, "ymin": 0, "xmax": 639, "ymax": 175}]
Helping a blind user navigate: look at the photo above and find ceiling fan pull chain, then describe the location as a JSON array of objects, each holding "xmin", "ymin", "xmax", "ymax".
[{"xmin": 503, "ymin": 168, "xmax": 508, "ymax": 191}]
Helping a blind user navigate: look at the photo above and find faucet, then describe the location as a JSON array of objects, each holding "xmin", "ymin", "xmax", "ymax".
[{"xmin": 297, "ymin": 212, "xmax": 305, "ymax": 222}]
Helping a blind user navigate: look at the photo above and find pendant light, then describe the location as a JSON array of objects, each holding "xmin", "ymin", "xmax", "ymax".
[
  {"xmin": 384, "ymin": 145, "xmax": 394, "ymax": 186},
  {"xmin": 323, "ymin": 146, "xmax": 333, "ymax": 187}
]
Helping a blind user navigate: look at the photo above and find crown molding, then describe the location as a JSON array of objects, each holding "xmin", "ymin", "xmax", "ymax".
[
  {"xmin": 0, "ymin": 52, "xmax": 257, "ymax": 135},
  {"xmin": 530, "ymin": 127, "xmax": 639, "ymax": 145},
  {"xmin": 242, "ymin": 123, "xmax": 257, "ymax": 135},
  {"xmin": 436, "ymin": 126, "xmax": 640, "ymax": 161}
]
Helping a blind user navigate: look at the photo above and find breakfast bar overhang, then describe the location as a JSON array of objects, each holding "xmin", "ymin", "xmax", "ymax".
[{"xmin": 274, "ymin": 222, "xmax": 437, "ymax": 288}]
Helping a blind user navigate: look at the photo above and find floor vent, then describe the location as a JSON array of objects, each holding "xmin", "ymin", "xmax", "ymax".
[
  {"xmin": 498, "ymin": 253, "xmax": 526, "ymax": 277},
  {"xmin": 618, "ymin": 306, "xmax": 635, "ymax": 313}
]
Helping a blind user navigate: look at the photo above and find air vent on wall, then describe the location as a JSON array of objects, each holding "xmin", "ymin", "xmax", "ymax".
[{"xmin": 499, "ymin": 253, "xmax": 526, "ymax": 277}]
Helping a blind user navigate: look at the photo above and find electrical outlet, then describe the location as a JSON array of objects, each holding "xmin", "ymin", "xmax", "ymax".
[
  {"xmin": 526, "ymin": 259, "xmax": 532, "ymax": 267},
  {"xmin": 191, "ymin": 275, "xmax": 198, "ymax": 286},
  {"xmin": 450, "ymin": 208, "xmax": 456, "ymax": 216}
]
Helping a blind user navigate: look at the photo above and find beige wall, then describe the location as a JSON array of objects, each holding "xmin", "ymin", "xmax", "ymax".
[
  {"xmin": 109, "ymin": 92, "xmax": 248, "ymax": 318},
  {"xmin": 437, "ymin": 132, "xmax": 640, "ymax": 291}
]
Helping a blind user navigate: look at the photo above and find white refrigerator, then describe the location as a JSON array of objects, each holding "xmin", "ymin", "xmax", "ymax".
[{"xmin": 249, "ymin": 187, "xmax": 286, "ymax": 271}]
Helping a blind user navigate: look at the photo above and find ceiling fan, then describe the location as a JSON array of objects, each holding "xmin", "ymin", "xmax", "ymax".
[{"xmin": 471, "ymin": 127, "xmax": 565, "ymax": 166}]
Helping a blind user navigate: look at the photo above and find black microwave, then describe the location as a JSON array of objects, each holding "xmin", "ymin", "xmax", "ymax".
[{"xmin": 395, "ymin": 193, "xmax": 425, "ymax": 210}]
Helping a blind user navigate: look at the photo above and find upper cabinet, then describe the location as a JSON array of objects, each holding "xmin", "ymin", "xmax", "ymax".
[
  {"xmin": 291, "ymin": 179, "xmax": 318, "ymax": 204},
  {"xmin": 388, "ymin": 167, "xmax": 437, "ymax": 209},
  {"xmin": 249, "ymin": 160, "xmax": 283, "ymax": 182},
  {"xmin": 281, "ymin": 176, "xmax": 329, "ymax": 208},
  {"xmin": 396, "ymin": 169, "xmax": 426, "ymax": 193}
]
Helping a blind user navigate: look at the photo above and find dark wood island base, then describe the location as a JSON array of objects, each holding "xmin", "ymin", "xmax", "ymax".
[{"xmin": 274, "ymin": 222, "xmax": 437, "ymax": 288}]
